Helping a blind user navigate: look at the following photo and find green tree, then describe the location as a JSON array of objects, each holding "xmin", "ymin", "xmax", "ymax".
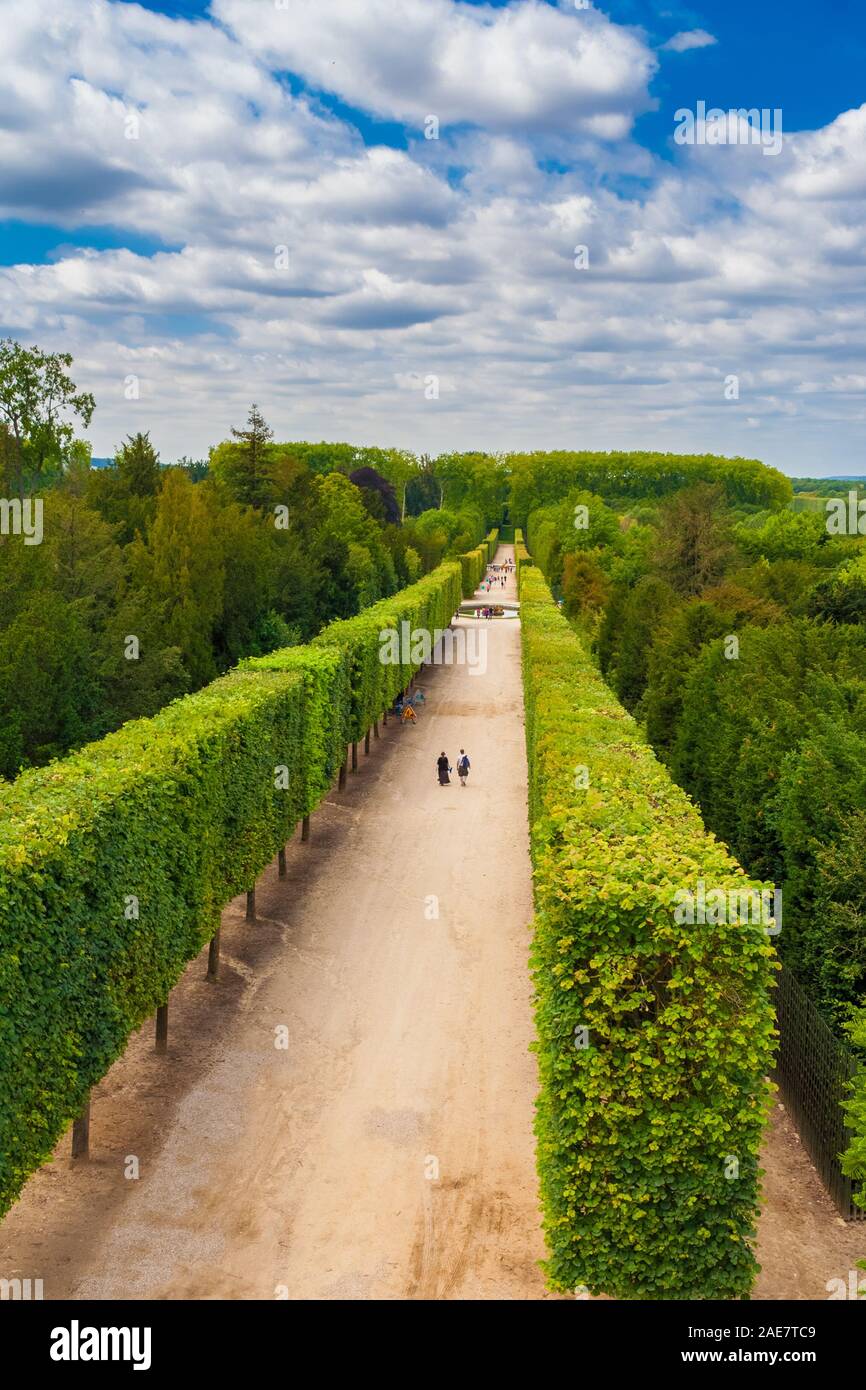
[
  {"xmin": 0, "ymin": 339, "xmax": 95, "ymax": 494},
  {"xmin": 808, "ymin": 552, "xmax": 866, "ymax": 624},
  {"xmin": 87, "ymin": 432, "xmax": 164, "ymax": 544},
  {"xmin": 603, "ymin": 575, "xmax": 678, "ymax": 708},
  {"xmin": 653, "ymin": 483, "xmax": 732, "ymax": 596},
  {"xmin": 209, "ymin": 494, "xmax": 275, "ymax": 668},
  {"xmin": 210, "ymin": 404, "xmax": 275, "ymax": 508},
  {"xmin": 641, "ymin": 584, "xmax": 781, "ymax": 755},
  {"xmin": 405, "ymin": 454, "xmax": 440, "ymax": 515},
  {"xmin": 561, "ymin": 551, "xmax": 609, "ymax": 620},
  {"xmin": 0, "ymin": 591, "xmax": 99, "ymax": 775},
  {"xmin": 123, "ymin": 469, "xmax": 225, "ymax": 689},
  {"xmin": 117, "ymin": 431, "xmax": 161, "ymax": 497}
]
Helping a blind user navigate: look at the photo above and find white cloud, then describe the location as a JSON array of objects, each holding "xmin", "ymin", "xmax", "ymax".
[
  {"xmin": 214, "ymin": 0, "xmax": 657, "ymax": 140},
  {"xmin": 662, "ymin": 30, "xmax": 719, "ymax": 54},
  {"xmin": 0, "ymin": 0, "xmax": 863, "ymax": 475}
]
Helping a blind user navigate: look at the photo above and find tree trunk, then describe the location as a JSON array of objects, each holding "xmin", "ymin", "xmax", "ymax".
[
  {"xmin": 207, "ymin": 930, "xmax": 220, "ymax": 982},
  {"xmin": 155, "ymin": 1001, "xmax": 169, "ymax": 1054},
  {"xmin": 72, "ymin": 1098, "xmax": 91, "ymax": 1159}
]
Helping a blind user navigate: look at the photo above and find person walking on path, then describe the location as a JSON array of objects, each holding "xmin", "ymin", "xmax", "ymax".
[
  {"xmin": 437, "ymin": 752, "xmax": 451, "ymax": 785},
  {"xmin": 457, "ymin": 749, "xmax": 470, "ymax": 787}
]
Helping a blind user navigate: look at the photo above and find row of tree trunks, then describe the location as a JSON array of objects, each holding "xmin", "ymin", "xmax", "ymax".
[
  {"xmin": 70, "ymin": 813, "xmax": 316, "ymax": 1160},
  {"xmin": 74, "ymin": 677, "xmax": 417, "ymax": 1162}
]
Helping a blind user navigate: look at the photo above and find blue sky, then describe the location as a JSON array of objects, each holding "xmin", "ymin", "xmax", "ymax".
[{"xmin": 1, "ymin": 0, "xmax": 864, "ymax": 474}]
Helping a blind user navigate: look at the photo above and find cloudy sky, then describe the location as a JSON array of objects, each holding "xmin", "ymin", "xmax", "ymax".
[{"xmin": 1, "ymin": 0, "xmax": 864, "ymax": 474}]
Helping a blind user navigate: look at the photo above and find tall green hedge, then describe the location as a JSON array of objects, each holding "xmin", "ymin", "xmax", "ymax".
[
  {"xmin": 239, "ymin": 645, "xmax": 350, "ymax": 810},
  {"xmin": 0, "ymin": 549, "xmax": 471, "ymax": 1219},
  {"xmin": 460, "ymin": 545, "xmax": 486, "ymax": 597},
  {"xmin": 515, "ymin": 528, "xmax": 530, "ymax": 578},
  {"xmin": 519, "ymin": 563, "xmax": 777, "ymax": 1299},
  {"xmin": 312, "ymin": 561, "xmax": 462, "ymax": 740},
  {"xmin": 0, "ymin": 668, "xmax": 310, "ymax": 1216}
]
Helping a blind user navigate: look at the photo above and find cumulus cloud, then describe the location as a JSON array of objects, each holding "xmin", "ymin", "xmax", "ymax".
[
  {"xmin": 661, "ymin": 30, "xmax": 719, "ymax": 54},
  {"xmin": 214, "ymin": 0, "xmax": 657, "ymax": 140},
  {"xmin": 0, "ymin": 0, "xmax": 863, "ymax": 473}
]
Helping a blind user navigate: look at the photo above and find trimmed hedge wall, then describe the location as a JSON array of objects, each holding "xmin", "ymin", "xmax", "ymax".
[
  {"xmin": 460, "ymin": 545, "xmax": 486, "ymax": 597},
  {"xmin": 312, "ymin": 561, "xmax": 463, "ymax": 741},
  {"xmin": 0, "ymin": 668, "xmax": 310, "ymax": 1215},
  {"xmin": 459, "ymin": 529, "xmax": 499, "ymax": 597},
  {"xmin": 240, "ymin": 645, "xmax": 350, "ymax": 811},
  {"xmin": 519, "ymin": 563, "xmax": 777, "ymax": 1299},
  {"xmin": 515, "ymin": 528, "xmax": 530, "ymax": 579},
  {"xmin": 0, "ymin": 550, "xmax": 469, "ymax": 1219}
]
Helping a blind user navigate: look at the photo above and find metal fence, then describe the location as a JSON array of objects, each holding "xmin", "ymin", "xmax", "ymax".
[{"xmin": 772, "ymin": 966, "xmax": 864, "ymax": 1220}]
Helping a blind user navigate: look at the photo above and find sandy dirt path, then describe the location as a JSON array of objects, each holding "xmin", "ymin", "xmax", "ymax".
[{"xmin": 0, "ymin": 545, "xmax": 552, "ymax": 1301}]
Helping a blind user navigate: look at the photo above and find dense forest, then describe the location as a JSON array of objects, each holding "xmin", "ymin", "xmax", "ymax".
[
  {"xmin": 516, "ymin": 458, "xmax": 866, "ymax": 1035},
  {"xmin": 0, "ymin": 341, "xmax": 509, "ymax": 778}
]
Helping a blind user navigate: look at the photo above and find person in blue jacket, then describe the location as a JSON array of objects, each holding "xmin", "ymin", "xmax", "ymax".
[{"xmin": 456, "ymin": 749, "xmax": 470, "ymax": 787}]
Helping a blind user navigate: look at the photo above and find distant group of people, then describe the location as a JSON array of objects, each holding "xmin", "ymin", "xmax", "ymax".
[
  {"xmin": 395, "ymin": 689, "xmax": 425, "ymax": 725},
  {"xmin": 480, "ymin": 560, "xmax": 514, "ymax": 594},
  {"xmin": 437, "ymin": 749, "xmax": 471, "ymax": 787}
]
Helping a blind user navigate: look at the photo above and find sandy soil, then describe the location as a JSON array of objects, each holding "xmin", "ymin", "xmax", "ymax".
[
  {"xmin": 0, "ymin": 545, "xmax": 862, "ymax": 1300},
  {"xmin": 755, "ymin": 1102, "xmax": 864, "ymax": 1299}
]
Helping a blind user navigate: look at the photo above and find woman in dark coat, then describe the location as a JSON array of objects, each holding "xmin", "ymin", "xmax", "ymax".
[{"xmin": 437, "ymin": 752, "xmax": 451, "ymax": 785}]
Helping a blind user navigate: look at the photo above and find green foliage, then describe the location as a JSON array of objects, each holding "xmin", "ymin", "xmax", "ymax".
[
  {"xmin": 116, "ymin": 432, "xmax": 161, "ymax": 498},
  {"xmin": 642, "ymin": 584, "xmax": 783, "ymax": 757},
  {"xmin": 508, "ymin": 451, "xmax": 792, "ymax": 525},
  {"xmin": 313, "ymin": 561, "xmax": 463, "ymax": 739},
  {"xmin": 0, "ymin": 540, "xmax": 479, "ymax": 1219},
  {"xmin": 599, "ymin": 576, "xmax": 678, "ymax": 710},
  {"xmin": 515, "ymin": 528, "xmax": 530, "ymax": 579},
  {"xmin": 432, "ymin": 451, "xmax": 507, "ymax": 520},
  {"xmin": 561, "ymin": 551, "xmax": 609, "ymax": 623},
  {"xmin": 240, "ymin": 645, "xmax": 350, "ymax": 813},
  {"xmin": 527, "ymin": 493, "xmax": 620, "ymax": 587},
  {"xmin": 842, "ymin": 1010, "xmax": 866, "ymax": 1211},
  {"xmin": 0, "ymin": 666, "xmax": 310, "ymax": 1219},
  {"xmin": 652, "ymin": 484, "xmax": 733, "ymax": 596},
  {"xmin": 671, "ymin": 622, "xmax": 866, "ymax": 1020},
  {"xmin": 460, "ymin": 540, "xmax": 488, "ymax": 596},
  {"xmin": 212, "ymin": 403, "xmax": 275, "ymax": 508},
  {"xmin": 733, "ymin": 508, "xmax": 841, "ymax": 565},
  {"xmin": 732, "ymin": 557, "xmax": 823, "ymax": 616},
  {"xmin": 518, "ymin": 564, "xmax": 776, "ymax": 1300},
  {"xmin": 773, "ymin": 732, "xmax": 866, "ymax": 1023},
  {"xmin": 791, "ymin": 479, "xmax": 866, "ymax": 499},
  {"xmin": 407, "ymin": 504, "xmax": 485, "ymax": 568},
  {"xmin": 808, "ymin": 552, "xmax": 866, "ymax": 624},
  {"xmin": 0, "ymin": 414, "xmax": 453, "ymax": 774},
  {"xmin": 0, "ymin": 339, "xmax": 95, "ymax": 491}
]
